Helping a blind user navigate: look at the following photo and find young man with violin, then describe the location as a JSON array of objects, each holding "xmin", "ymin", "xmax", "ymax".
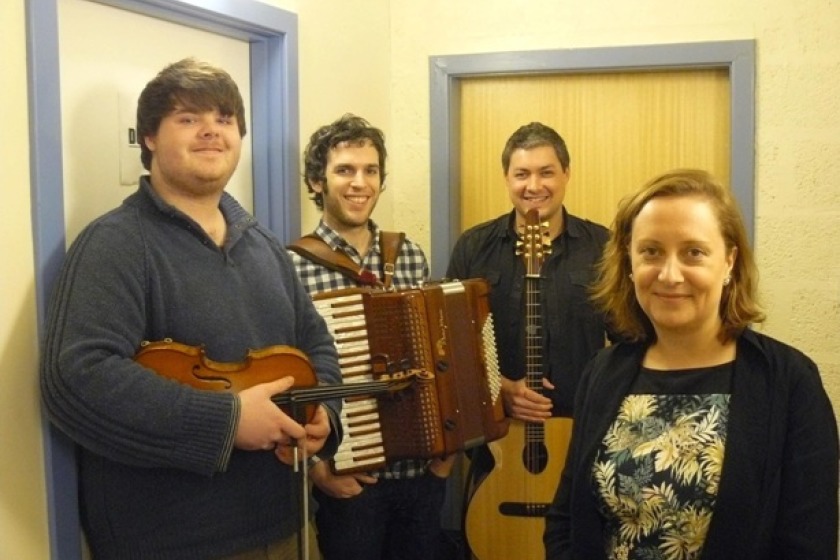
[
  {"xmin": 40, "ymin": 58, "xmax": 342, "ymax": 559},
  {"xmin": 288, "ymin": 114, "xmax": 454, "ymax": 560},
  {"xmin": 446, "ymin": 122, "xmax": 614, "ymax": 558}
]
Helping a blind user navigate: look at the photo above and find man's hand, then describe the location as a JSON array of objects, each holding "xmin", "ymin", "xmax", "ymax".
[
  {"xmin": 234, "ymin": 376, "xmax": 305, "ymax": 451},
  {"xmin": 502, "ymin": 377, "xmax": 553, "ymax": 423},
  {"xmin": 309, "ymin": 460, "xmax": 377, "ymax": 499},
  {"xmin": 427, "ymin": 455, "xmax": 457, "ymax": 478},
  {"xmin": 274, "ymin": 404, "xmax": 332, "ymax": 465}
]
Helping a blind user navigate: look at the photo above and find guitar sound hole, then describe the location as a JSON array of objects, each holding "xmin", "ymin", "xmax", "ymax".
[{"xmin": 523, "ymin": 442, "xmax": 549, "ymax": 474}]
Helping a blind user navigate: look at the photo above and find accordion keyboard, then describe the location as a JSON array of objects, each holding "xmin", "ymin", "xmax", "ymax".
[{"xmin": 312, "ymin": 291, "xmax": 387, "ymax": 474}]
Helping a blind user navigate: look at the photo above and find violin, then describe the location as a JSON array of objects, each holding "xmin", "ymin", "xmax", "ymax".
[{"xmin": 134, "ymin": 339, "xmax": 415, "ymax": 421}]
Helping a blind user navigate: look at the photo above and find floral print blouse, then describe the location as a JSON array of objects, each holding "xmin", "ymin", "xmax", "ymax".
[{"xmin": 593, "ymin": 363, "xmax": 733, "ymax": 560}]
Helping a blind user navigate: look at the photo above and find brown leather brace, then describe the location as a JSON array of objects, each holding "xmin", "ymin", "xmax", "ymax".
[{"xmin": 288, "ymin": 231, "xmax": 404, "ymax": 289}]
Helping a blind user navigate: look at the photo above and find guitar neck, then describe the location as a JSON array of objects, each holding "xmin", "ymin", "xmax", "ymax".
[
  {"xmin": 523, "ymin": 275, "xmax": 546, "ymax": 440},
  {"xmin": 524, "ymin": 275, "xmax": 543, "ymax": 391},
  {"xmin": 516, "ymin": 207, "xmax": 551, "ymax": 441}
]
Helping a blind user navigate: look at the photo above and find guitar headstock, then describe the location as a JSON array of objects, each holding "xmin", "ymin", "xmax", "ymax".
[{"xmin": 515, "ymin": 209, "xmax": 552, "ymax": 275}]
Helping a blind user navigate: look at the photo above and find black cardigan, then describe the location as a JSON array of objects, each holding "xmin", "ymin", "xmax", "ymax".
[{"xmin": 544, "ymin": 329, "xmax": 839, "ymax": 559}]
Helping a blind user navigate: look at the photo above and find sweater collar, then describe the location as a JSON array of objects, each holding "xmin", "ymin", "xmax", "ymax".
[
  {"xmin": 136, "ymin": 176, "xmax": 256, "ymax": 234},
  {"xmin": 609, "ymin": 327, "xmax": 771, "ymax": 379}
]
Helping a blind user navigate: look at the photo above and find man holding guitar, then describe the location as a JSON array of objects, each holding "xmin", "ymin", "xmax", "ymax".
[{"xmin": 447, "ymin": 122, "xmax": 614, "ymax": 559}]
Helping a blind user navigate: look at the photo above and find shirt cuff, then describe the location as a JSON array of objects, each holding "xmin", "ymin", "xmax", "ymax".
[{"xmin": 216, "ymin": 393, "xmax": 240, "ymax": 472}]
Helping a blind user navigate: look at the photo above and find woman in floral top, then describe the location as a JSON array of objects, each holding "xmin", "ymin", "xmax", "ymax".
[{"xmin": 544, "ymin": 169, "xmax": 838, "ymax": 560}]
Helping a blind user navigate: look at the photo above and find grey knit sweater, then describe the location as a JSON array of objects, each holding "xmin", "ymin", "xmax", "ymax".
[{"xmin": 40, "ymin": 177, "xmax": 341, "ymax": 559}]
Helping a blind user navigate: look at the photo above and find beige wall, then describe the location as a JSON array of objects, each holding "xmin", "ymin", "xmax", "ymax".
[
  {"xmin": 1, "ymin": 0, "xmax": 51, "ymax": 558},
  {"xmin": 3, "ymin": 0, "xmax": 838, "ymax": 557},
  {"xmin": 58, "ymin": 0, "xmax": 254, "ymax": 243},
  {"xmin": 291, "ymin": 0, "xmax": 393, "ymax": 232},
  {"xmin": 382, "ymin": 0, "xmax": 840, "ymax": 443}
]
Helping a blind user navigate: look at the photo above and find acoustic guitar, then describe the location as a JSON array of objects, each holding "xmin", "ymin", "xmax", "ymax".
[{"xmin": 464, "ymin": 209, "xmax": 573, "ymax": 559}]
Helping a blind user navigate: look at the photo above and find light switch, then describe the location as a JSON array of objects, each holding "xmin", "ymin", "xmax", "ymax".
[{"xmin": 118, "ymin": 92, "xmax": 143, "ymax": 186}]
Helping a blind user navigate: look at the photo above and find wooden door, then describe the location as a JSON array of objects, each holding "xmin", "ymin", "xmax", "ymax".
[{"xmin": 460, "ymin": 69, "xmax": 730, "ymax": 230}]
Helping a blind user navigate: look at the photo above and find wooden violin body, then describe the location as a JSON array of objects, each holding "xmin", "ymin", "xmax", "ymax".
[
  {"xmin": 134, "ymin": 339, "xmax": 415, "ymax": 421},
  {"xmin": 135, "ymin": 339, "xmax": 316, "ymax": 392}
]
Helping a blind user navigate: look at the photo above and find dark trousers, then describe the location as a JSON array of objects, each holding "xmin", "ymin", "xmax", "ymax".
[
  {"xmin": 219, "ymin": 527, "xmax": 319, "ymax": 560},
  {"xmin": 313, "ymin": 472, "xmax": 448, "ymax": 560}
]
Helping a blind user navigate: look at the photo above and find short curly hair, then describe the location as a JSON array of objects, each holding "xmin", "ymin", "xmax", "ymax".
[
  {"xmin": 136, "ymin": 58, "xmax": 246, "ymax": 171},
  {"xmin": 302, "ymin": 114, "xmax": 387, "ymax": 210},
  {"xmin": 590, "ymin": 169, "xmax": 765, "ymax": 343}
]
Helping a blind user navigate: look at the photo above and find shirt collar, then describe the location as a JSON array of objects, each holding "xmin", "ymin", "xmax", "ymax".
[
  {"xmin": 314, "ymin": 219, "xmax": 381, "ymax": 256},
  {"xmin": 502, "ymin": 206, "xmax": 580, "ymax": 240}
]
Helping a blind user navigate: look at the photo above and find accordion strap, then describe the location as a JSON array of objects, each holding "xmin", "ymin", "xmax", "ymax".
[
  {"xmin": 379, "ymin": 231, "xmax": 405, "ymax": 289},
  {"xmin": 288, "ymin": 231, "xmax": 404, "ymax": 289}
]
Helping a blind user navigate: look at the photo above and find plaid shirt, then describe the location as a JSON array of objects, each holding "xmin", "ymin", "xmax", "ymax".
[{"xmin": 289, "ymin": 219, "xmax": 431, "ymax": 479}]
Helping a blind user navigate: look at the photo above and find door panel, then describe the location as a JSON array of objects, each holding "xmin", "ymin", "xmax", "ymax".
[{"xmin": 459, "ymin": 69, "xmax": 730, "ymax": 230}]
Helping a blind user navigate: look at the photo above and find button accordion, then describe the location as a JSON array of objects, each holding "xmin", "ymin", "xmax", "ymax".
[{"xmin": 311, "ymin": 278, "xmax": 509, "ymax": 474}]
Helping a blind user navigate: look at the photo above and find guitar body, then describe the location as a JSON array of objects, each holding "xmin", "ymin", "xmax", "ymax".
[{"xmin": 465, "ymin": 416, "xmax": 573, "ymax": 559}]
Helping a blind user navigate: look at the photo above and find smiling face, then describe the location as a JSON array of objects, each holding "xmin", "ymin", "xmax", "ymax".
[
  {"xmin": 145, "ymin": 106, "xmax": 242, "ymax": 199},
  {"xmin": 629, "ymin": 195, "xmax": 736, "ymax": 341},
  {"xmin": 311, "ymin": 139, "xmax": 382, "ymax": 234},
  {"xmin": 505, "ymin": 145, "xmax": 569, "ymax": 234}
]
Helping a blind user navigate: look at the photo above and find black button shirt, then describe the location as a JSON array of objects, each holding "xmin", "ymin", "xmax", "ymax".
[{"xmin": 446, "ymin": 209, "xmax": 613, "ymax": 417}]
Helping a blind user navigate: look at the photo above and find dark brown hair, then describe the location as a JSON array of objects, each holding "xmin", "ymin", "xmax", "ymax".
[
  {"xmin": 501, "ymin": 122, "xmax": 570, "ymax": 174},
  {"xmin": 136, "ymin": 58, "xmax": 246, "ymax": 170},
  {"xmin": 302, "ymin": 114, "xmax": 387, "ymax": 210}
]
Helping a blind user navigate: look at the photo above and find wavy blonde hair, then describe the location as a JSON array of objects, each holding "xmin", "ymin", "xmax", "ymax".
[{"xmin": 591, "ymin": 169, "xmax": 765, "ymax": 342}]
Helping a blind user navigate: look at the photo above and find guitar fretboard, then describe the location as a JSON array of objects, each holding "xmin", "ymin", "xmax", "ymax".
[{"xmin": 524, "ymin": 276, "xmax": 545, "ymax": 444}]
